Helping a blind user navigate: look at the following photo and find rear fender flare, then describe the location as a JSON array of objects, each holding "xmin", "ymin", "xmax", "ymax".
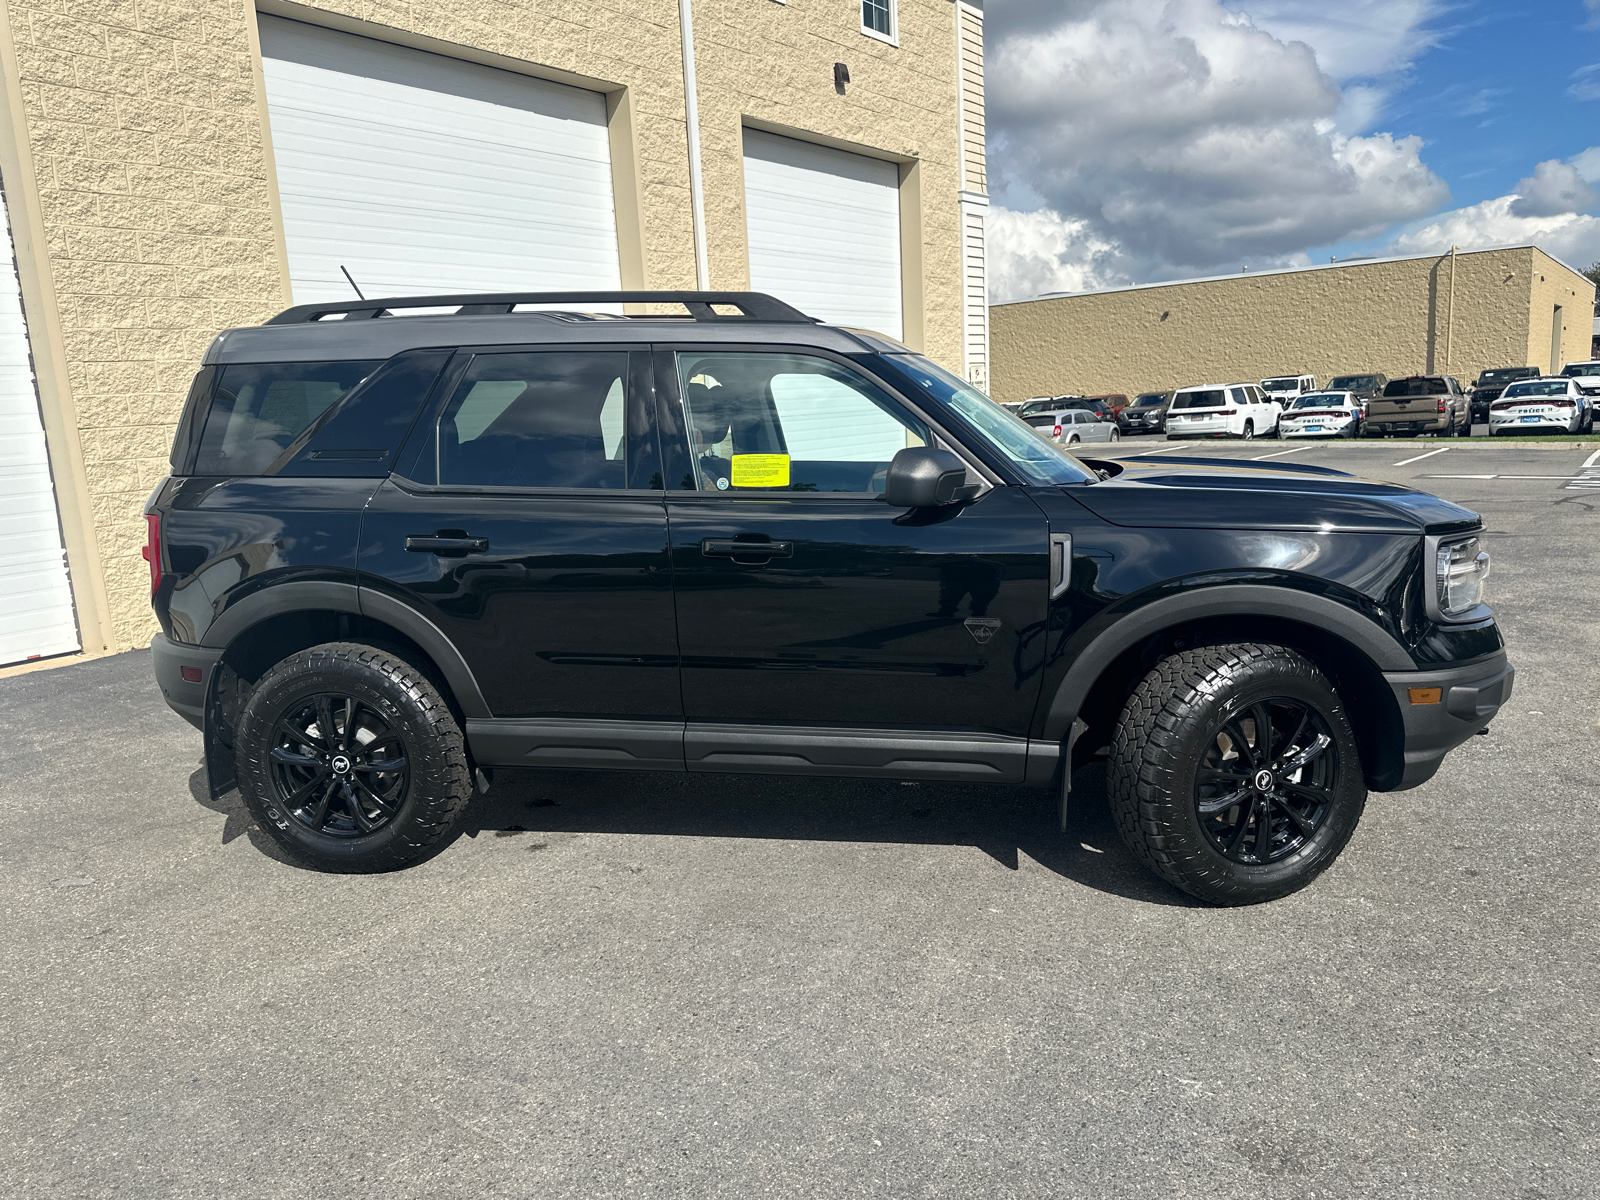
[
  {"xmin": 201, "ymin": 580, "xmax": 490, "ymax": 719},
  {"xmin": 1040, "ymin": 583, "xmax": 1415, "ymax": 742}
]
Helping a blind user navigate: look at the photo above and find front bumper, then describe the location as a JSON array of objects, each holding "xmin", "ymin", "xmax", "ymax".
[
  {"xmin": 1383, "ymin": 652, "xmax": 1513, "ymax": 790},
  {"xmin": 151, "ymin": 633, "xmax": 224, "ymax": 730}
]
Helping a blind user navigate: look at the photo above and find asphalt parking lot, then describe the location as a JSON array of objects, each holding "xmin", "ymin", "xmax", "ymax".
[{"xmin": 4, "ymin": 437, "xmax": 1597, "ymax": 1199}]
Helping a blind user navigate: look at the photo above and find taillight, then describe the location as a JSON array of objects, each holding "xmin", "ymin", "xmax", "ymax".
[
  {"xmin": 1052, "ymin": 424, "xmax": 1062, "ymax": 437},
  {"xmin": 142, "ymin": 513, "xmax": 161, "ymax": 594},
  {"xmin": 1436, "ymin": 399, "xmax": 1447, "ymax": 412},
  {"xmin": 1490, "ymin": 400, "xmax": 1517, "ymax": 411},
  {"xmin": 1553, "ymin": 398, "xmax": 1576, "ymax": 408},
  {"xmin": 1215, "ymin": 408, "xmax": 1237, "ymax": 416}
]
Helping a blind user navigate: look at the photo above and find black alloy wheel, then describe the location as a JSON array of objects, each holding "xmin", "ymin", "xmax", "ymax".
[
  {"xmin": 1108, "ymin": 642, "xmax": 1367, "ymax": 905},
  {"xmin": 1193, "ymin": 698, "xmax": 1337, "ymax": 865},
  {"xmin": 268, "ymin": 692, "xmax": 409, "ymax": 837},
  {"xmin": 235, "ymin": 642, "xmax": 475, "ymax": 873}
]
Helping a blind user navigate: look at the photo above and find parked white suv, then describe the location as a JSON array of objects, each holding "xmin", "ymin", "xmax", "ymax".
[
  {"xmin": 1559, "ymin": 360, "xmax": 1600, "ymax": 396},
  {"xmin": 1166, "ymin": 382, "xmax": 1282, "ymax": 440},
  {"xmin": 1260, "ymin": 374, "xmax": 1316, "ymax": 406}
]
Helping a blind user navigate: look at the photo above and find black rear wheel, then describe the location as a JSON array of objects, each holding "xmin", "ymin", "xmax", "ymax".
[
  {"xmin": 236, "ymin": 642, "xmax": 474, "ymax": 873},
  {"xmin": 1108, "ymin": 643, "xmax": 1367, "ymax": 905}
]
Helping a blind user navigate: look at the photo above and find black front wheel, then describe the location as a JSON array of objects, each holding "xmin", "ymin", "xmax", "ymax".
[
  {"xmin": 1108, "ymin": 643, "xmax": 1367, "ymax": 905},
  {"xmin": 235, "ymin": 642, "xmax": 475, "ymax": 873}
]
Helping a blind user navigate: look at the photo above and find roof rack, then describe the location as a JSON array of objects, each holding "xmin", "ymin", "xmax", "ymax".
[{"xmin": 263, "ymin": 290, "xmax": 818, "ymax": 326}]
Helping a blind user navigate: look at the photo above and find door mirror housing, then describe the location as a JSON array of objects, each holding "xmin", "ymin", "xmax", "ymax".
[{"xmin": 883, "ymin": 447, "xmax": 970, "ymax": 508}]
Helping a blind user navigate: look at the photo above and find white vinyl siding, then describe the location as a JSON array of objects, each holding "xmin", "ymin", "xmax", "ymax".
[
  {"xmin": 742, "ymin": 129, "xmax": 903, "ymax": 340},
  {"xmin": 258, "ymin": 15, "xmax": 621, "ymax": 304},
  {"xmin": 0, "ymin": 182, "xmax": 78, "ymax": 667},
  {"xmin": 960, "ymin": 195, "xmax": 989, "ymax": 392}
]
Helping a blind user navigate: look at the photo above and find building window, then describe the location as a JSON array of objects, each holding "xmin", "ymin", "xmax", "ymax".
[{"xmin": 862, "ymin": 0, "xmax": 896, "ymax": 43}]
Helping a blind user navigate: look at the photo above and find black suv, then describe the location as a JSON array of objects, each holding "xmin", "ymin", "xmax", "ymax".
[
  {"xmin": 1469, "ymin": 367, "xmax": 1539, "ymax": 424},
  {"xmin": 146, "ymin": 291, "xmax": 1512, "ymax": 905}
]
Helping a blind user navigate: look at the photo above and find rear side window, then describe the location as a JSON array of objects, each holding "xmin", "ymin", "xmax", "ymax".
[
  {"xmin": 194, "ymin": 360, "xmax": 380, "ymax": 475},
  {"xmin": 438, "ymin": 351, "xmax": 630, "ymax": 489}
]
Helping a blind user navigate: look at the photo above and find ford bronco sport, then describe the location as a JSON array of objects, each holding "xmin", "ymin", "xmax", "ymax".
[{"xmin": 147, "ymin": 291, "xmax": 1512, "ymax": 905}]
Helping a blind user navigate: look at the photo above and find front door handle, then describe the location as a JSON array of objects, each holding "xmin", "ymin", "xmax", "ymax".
[
  {"xmin": 701, "ymin": 538, "xmax": 793, "ymax": 560},
  {"xmin": 406, "ymin": 534, "xmax": 489, "ymax": 555}
]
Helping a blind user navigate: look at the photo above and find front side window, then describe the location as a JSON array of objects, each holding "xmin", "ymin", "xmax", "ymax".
[
  {"xmin": 676, "ymin": 352, "xmax": 926, "ymax": 493},
  {"xmin": 195, "ymin": 360, "xmax": 381, "ymax": 475},
  {"xmin": 436, "ymin": 351, "xmax": 629, "ymax": 489},
  {"xmin": 862, "ymin": 0, "xmax": 894, "ymax": 39}
]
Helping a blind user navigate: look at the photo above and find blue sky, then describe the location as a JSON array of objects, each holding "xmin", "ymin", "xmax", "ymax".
[
  {"xmin": 1311, "ymin": 0, "xmax": 1600, "ymax": 264},
  {"xmin": 986, "ymin": 1, "xmax": 1600, "ymax": 299}
]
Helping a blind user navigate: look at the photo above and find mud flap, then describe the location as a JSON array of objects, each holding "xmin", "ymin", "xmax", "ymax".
[{"xmin": 204, "ymin": 674, "xmax": 238, "ymax": 800}]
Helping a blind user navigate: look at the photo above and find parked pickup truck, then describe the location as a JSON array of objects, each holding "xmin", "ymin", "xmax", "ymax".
[{"xmin": 1364, "ymin": 375, "xmax": 1468, "ymax": 438}]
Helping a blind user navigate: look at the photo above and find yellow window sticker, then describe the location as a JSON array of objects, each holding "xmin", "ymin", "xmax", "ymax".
[{"xmin": 730, "ymin": 454, "xmax": 790, "ymax": 488}]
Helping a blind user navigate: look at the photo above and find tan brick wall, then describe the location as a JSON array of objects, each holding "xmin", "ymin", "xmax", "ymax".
[
  {"xmin": 989, "ymin": 246, "xmax": 1598, "ymax": 404},
  {"xmin": 1526, "ymin": 248, "xmax": 1594, "ymax": 375},
  {"xmin": 0, "ymin": 0, "xmax": 968, "ymax": 651}
]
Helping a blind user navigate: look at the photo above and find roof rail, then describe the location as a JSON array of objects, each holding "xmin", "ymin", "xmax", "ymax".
[{"xmin": 263, "ymin": 290, "xmax": 818, "ymax": 326}]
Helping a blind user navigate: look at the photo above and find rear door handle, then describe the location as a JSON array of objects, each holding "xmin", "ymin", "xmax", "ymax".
[
  {"xmin": 405, "ymin": 534, "xmax": 489, "ymax": 555},
  {"xmin": 701, "ymin": 538, "xmax": 793, "ymax": 559}
]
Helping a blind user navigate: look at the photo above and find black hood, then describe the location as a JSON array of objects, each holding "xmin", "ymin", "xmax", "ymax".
[{"xmin": 1069, "ymin": 455, "xmax": 1480, "ymax": 535}]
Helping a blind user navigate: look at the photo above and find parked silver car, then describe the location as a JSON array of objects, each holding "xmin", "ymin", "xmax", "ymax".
[{"xmin": 1022, "ymin": 406, "xmax": 1121, "ymax": 446}]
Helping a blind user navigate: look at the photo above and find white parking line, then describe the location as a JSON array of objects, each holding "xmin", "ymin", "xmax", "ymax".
[
  {"xmin": 1583, "ymin": 447, "xmax": 1600, "ymax": 469},
  {"xmin": 1132, "ymin": 443, "xmax": 1186, "ymax": 456},
  {"xmin": 1422, "ymin": 474, "xmax": 1497, "ymax": 479},
  {"xmin": 1393, "ymin": 447, "xmax": 1451, "ymax": 467},
  {"xmin": 1249, "ymin": 445, "xmax": 1312, "ymax": 461},
  {"xmin": 1421, "ymin": 474, "xmax": 1585, "ymax": 480}
]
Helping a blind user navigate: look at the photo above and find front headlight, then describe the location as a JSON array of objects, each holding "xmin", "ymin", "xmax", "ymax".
[{"xmin": 1425, "ymin": 532, "xmax": 1490, "ymax": 622}]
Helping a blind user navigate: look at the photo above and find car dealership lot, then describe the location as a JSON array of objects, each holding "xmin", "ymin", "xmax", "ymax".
[{"xmin": 3, "ymin": 439, "xmax": 1597, "ymax": 1199}]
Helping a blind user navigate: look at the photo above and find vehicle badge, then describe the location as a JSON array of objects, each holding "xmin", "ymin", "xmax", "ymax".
[
  {"xmin": 716, "ymin": 477, "xmax": 730, "ymax": 491},
  {"xmin": 964, "ymin": 617, "xmax": 1002, "ymax": 645}
]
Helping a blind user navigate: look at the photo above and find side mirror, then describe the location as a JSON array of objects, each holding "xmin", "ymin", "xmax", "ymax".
[{"xmin": 883, "ymin": 447, "xmax": 969, "ymax": 508}]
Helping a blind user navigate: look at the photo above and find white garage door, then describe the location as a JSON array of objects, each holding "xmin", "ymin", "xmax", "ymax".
[
  {"xmin": 0, "ymin": 185, "xmax": 78, "ymax": 667},
  {"xmin": 258, "ymin": 16, "xmax": 621, "ymax": 304},
  {"xmin": 743, "ymin": 130, "xmax": 903, "ymax": 339}
]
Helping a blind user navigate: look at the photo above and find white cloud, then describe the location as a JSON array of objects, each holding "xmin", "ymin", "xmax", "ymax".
[
  {"xmin": 1388, "ymin": 197, "xmax": 1600, "ymax": 268},
  {"xmin": 1570, "ymin": 146, "xmax": 1600, "ymax": 182},
  {"xmin": 1570, "ymin": 62, "xmax": 1600, "ymax": 102},
  {"xmin": 1221, "ymin": 1, "xmax": 1442, "ymax": 82},
  {"xmin": 986, "ymin": 0, "xmax": 1448, "ymax": 298},
  {"xmin": 1510, "ymin": 159, "xmax": 1598, "ymax": 218}
]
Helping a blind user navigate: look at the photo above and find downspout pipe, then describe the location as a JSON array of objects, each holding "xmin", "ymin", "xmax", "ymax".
[{"xmin": 678, "ymin": 0, "xmax": 711, "ymax": 289}]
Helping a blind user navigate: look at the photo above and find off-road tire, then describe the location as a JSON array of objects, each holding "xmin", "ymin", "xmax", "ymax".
[
  {"xmin": 1241, "ymin": 421, "xmax": 1255, "ymax": 441},
  {"xmin": 235, "ymin": 642, "xmax": 474, "ymax": 873},
  {"xmin": 1108, "ymin": 643, "xmax": 1367, "ymax": 905}
]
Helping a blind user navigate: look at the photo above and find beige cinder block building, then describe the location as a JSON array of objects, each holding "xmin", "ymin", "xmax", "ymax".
[
  {"xmin": 0, "ymin": 0, "xmax": 990, "ymax": 667},
  {"xmin": 989, "ymin": 245, "xmax": 1596, "ymax": 405}
]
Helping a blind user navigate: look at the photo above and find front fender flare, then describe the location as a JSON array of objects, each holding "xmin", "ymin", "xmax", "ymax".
[{"xmin": 1039, "ymin": 583, "xmax": 1415, "ymax": 742}]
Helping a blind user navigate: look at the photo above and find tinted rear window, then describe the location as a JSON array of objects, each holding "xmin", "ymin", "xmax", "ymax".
[
  {"xmin": 1328, "ymin": 375, "xmax": 1374, "ymax": 390},
  {"xmin": 1173, "ymin": 390, "xmax": 1226, "ymax": 409},
  {"xmin": 1382, "ymin": 378, "xmax": 1445, "ymax": 397},
  {"xmin": 194, "ymin": 360, "xmax": 382, "ymax": 475}
]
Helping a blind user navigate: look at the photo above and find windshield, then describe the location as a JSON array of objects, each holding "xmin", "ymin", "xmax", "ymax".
[
  {"xmin": 1481, "ymin": 368, "xmax": 1536, "ymax": 384},
  {"xmin": 1261, "ymin": 378, "xmax": 1300, "ymax": 391},
  {"xmin": 1172, "ymin": 389, "xmax": 1226, "ymax": 409},
  {"xmin": 1132, "ymin": 392, "xmax": 1166, "ymax": 407},
  {"xmin": 1504, "ymin": 380, "xmax": 1569, "ymax": 397},
  {"xmin": 876, "ymin": 356, "xmax": 1096, "ymax": 486},
  {"xmin": 1292, "ymin": 394, "xmax": 1346, "ymax": 409},
  {"xmin": 1328, "ymin": 375, "xmax": 1373, "ymax": 390},
  {"xmin": 1561, "ymin": 363, "xmax": 1600, "ymax": 377}
]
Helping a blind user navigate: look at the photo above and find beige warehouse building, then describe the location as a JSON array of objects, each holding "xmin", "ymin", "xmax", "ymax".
[
  {"xmin": 0, "ymin": 0, "xmax": 990, "ymax": 668},
  {"xmin": 989, "ymin": 245, "xmax": 1595, "ymax": 406}
]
